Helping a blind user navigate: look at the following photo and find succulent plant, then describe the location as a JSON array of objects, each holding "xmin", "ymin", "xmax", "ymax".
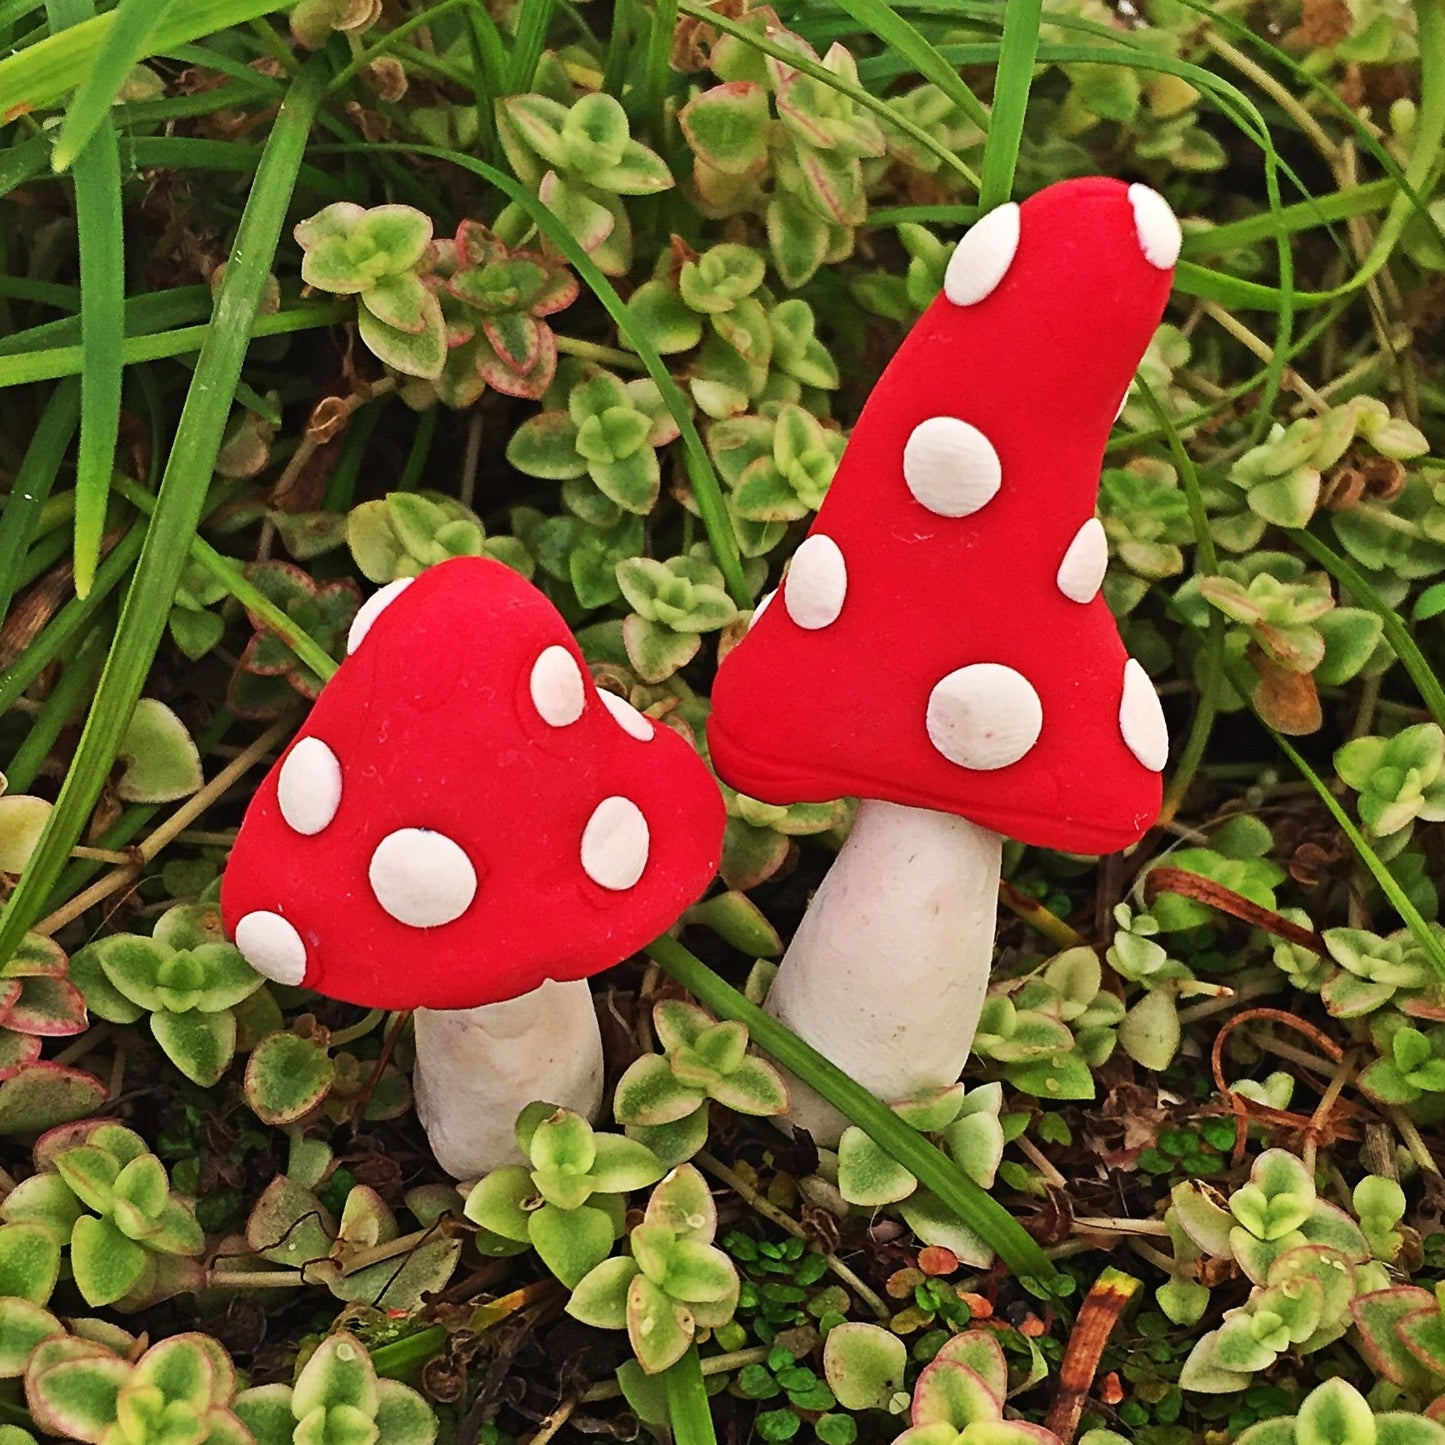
[
  {"xmin": 613, "ymin": 1000, "xmax": 788, "ymax": 1166},
  {"xmin": 69, "ymin": 903, "xmax": 265, "ymax": 1087},
  {"xmin": 295, "ymin": 203, "xmax": 446, "ymax": 379},
  {"xmin": 234, "ymin": 1333, "xmax": 437, "ymax": 1445},
  {"xmin": 566, "ymin": 1163, "xmax": 740, "ymax": 1374},
  {"xmin": 0, "ymin": 1122, "xmax": 205, "ymax": 1309},
  {"xmin": 465, "ymin": 1103, "xmax": 666, "ymax": 1288}
]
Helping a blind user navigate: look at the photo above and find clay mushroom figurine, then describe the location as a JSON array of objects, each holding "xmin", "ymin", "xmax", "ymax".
[
  {"xmin": 221, "ymin": 556, "xmax": 725, "ymax": 1177},
  {"xmin": 707, "ymin": 177, "xmax": 1180, "ymax": 1143}
]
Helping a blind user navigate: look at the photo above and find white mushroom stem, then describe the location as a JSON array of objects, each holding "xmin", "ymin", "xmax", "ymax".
[
  {"xmin": 764, "ymin": 798, "xmax": 1002, "ymax": 1146},
  {"xmin": 412, "ymin": 978, "xmax": 604, "ymax": 1178}
]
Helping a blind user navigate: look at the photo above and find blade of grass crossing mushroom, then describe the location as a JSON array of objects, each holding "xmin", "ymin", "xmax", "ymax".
[
  {"xmin": 46, "ymin": 0, "xmax": 124, "ymax": 601},
  {"xmin": 0, "ymin": 0, "xmax": 286, "ymax": 118},
  {"xmin": 1291, "ymin": 529, "xmax": 1445, "ymax": 733},
  {"xmin": 674, "ymin": 0, "xmax": 980, "ymax": 189},
  {"xmin": 645, "ymin": 934, "xmax": 1061, "ymax": 1290},
  {"xmin": 0, "ymin": 378, "xmax": 78, "ymax": 625},
  {"xmin": 977, "ymin": 0, "xmax": 1041, "ymax": 211},
  {"xmin": 50, "ymin": 0, "xmax": 181, "ymax": 171},
  {"xmin": 662, "ymin": 1348, "xmax": 717, "ymax": 1445},
  {"xmin": 0, "ymin": 56, "xmax": 328, "ymax": 968},
  {"xmin": 351, "ymin": 141, "xmax": 753, "ymax": 609}
]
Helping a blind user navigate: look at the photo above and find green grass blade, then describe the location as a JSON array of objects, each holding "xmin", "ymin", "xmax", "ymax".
[
  {"xmin": 826, "ymin": 0, "xmax": 990, "ymax": 130},
  {"xmin": 646, "ymin": 934, "xmax": 1060, "ymax": 1288},
  {"xmin": 0, "ymin": 0, "xmax": 285, "ymax": 117},
  {"xmin": 507, "ymin": 0, "xmax": 555, "ymax": 93},
  {"xmin": 353, "ymin": 141, "xmax": 752, "ymax": 608},
  {"xmin": 48, "ymin": 0, "xmax": 125, "ymax": 599},
  {"xmin": 50, "ymin": 0, "xmax": 181, "ymax": 171},
  {"xmin": 1292, "ymin": 528, "xmax": 1445, "ymax": 732},
  {"xmin": 3, "ymin": 623, "xmax": 109, "ymax": 792},
  {"xmin": 0, "ymin": 302, "xmax": 348, "ymax": 388},
  {"xmin": 0, "ymin": 378, "xmax": 78, "ymax": 625},
  {"xmin": 0, "ymin": 526, "xmax": 143, "ymax": 717},
  {"xmin": 110, "ymin": 476, "xmax": 339, "ymax": 681},
  {"xmin": 0, "ymin": 56, "xmax": 328, "ymax": 967},
  {"xmin": 1271, "ymin": 729, "xmax": 1445, "ymax": 977},
  {"xmin": 977, "ymin": 0, "xmax": 1041, "ymax": 210},
  {"xmin": 661, "ymin": 1348, "xmax": 717, "ymax": 1445}
]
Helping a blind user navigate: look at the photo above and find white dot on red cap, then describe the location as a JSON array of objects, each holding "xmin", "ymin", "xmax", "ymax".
[
  {"xmin": 530, "ymin": 645, "xmax": 585, "ymax": 727},
  {"xmin": 927, "ymin": 664, "xmax": 1043, "ymax": 771},
  {"xmin": 581, "ymin": 796, "xmax": 650, "ymax": 890},
  {"xmin": 903, "ymin": 417, "xmax": 1002, "ymax": 518},
  {"xmin": 599, "ymin": 688, "xmax": 653, "ymax": 742},
  {"xmin": 1128, "ymin": 184, "xmax": 1181, "ymax": 270},
  {"xmin": 1057, "ymin": 518, "xmax": 1109, "ymax": 604},
  {"xmin": 748, "ymin": 590, "xmax": 776, "ymax": 631},
  {"xmin": 944, "ymin": 202, "xmax": 1020, "ymax": 306},
  {"xmin": 234, "ymin": 911, "xmax": 307, "ymax": 986},
  {"xmin": 1119, "ymin": 659, "xmax": 1169, "ymax": 771},
  {"xmin": 276, "ymin": 737, "xmax": 342, "ymax": 835},
  {"xmin": 784, "ymin": 536, "xmax": 847, "ymax": 630},
  {"xmin": 347, "ymin": 577, "xmax": 413, "ymax": 654},
  {"xmin": 369, "ymin": 828, "xmax": 477, "ymax": 927}
]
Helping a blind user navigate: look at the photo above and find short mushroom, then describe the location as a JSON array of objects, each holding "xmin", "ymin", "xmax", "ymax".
[
  {"xmin": 707, "ymin": 178, "xmax": 1180, "ymax": 1143},
  {"xmin": 221, "ymin": 557, "xmax": 725, "ymax": 1177}
]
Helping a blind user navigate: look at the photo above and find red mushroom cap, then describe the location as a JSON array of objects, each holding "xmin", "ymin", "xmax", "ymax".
[
  {"xmin": 221, "ymin": 558, "xmax": 725, "ymax": 1010},
  {"xmin": 708, "ymin": 177, "xmax": 1179, "ymax": 855}
]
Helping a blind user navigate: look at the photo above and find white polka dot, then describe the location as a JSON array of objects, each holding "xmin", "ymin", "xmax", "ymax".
[
  {"xmin": 530, "ymin": 645, "xmax": 585, "ymax": 727},
  {"xmin": 784, "ymin": 536, "xmax": 847, "ymax": 630},
  {"xmin": 926, "ymin": 664, "xmax": 1043, "ymax": 771},
  {"xmin": 581, "ymin": 797, "xmax": 650, "ymax": 891},
  {"xmin": 944, "ymin": 203, "xmax": 1020, "ymax": 306},
  {"xmin": 347, "ymin": 578, "xmax": 413, "ymax": 654},
  {"xmin": 903, "ymin": 417, "xmax": 1002, "ymax": 518},
  {"xmin": 1128, "ymin": 184, "xmax": 1181, "ymax": 270},
  {"xmin": 1056, "ymin": 519, "xmax": 1108, "ymax": 604},
  {"xmin": 234, "ymin": 911, "xmax": 307, "ymax": 986},
  {"xmin": 1120, "ymin": 659, "xmax": 1168, "ymax": 771},
  {"xmin": 748, "ymin": 590, "xmax": 776, "ymax": 631},
  {"xmin": 276, "ymin": 737, "xmax": 342, "ymax": 835},
  {"xmin": 599, "ymin": 689, "xmax": 653, "ymax": 742},
  {"xmin": 369, "ymin": 828, "xmax": 477, "ymax": 927}
]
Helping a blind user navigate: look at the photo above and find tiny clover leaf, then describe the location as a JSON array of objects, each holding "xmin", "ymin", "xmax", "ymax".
[
  {"xmin": 567, "ymin": 1163, "xmax": 740, "ymax": 1374},
  {"xmin": 465, "ymin": 1105, "xmax": 665, "ymax": 1288}
]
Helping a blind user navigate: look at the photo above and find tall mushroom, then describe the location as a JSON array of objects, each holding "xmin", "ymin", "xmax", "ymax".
[
  {"xmin": 221, "ymin": 557, "xmax": 725, "ymax": 1177},
  {"xmin": 707, "ymin": 178, "xmax": 1180, "ymax": 1142}
]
